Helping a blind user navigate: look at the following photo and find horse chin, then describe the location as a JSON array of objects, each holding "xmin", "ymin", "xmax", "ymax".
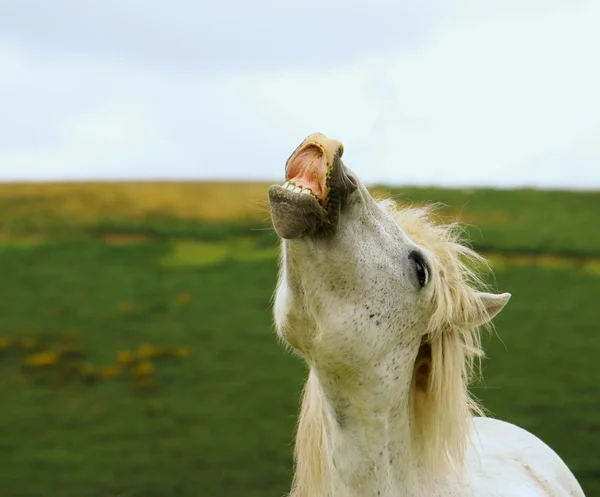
[
  {"xmin": 268, "ymin": 185, "xmax": 330, "ymax": 239},
  {"xmin": 268, "ymin": 133, "xmax": 358, "ymax": 239}
]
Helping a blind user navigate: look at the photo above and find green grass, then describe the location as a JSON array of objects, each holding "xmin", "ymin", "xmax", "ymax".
[
  {"xmin": 475, "ymin": 265, "xmax": 600, "ymax": 493},
  {"xmin": 0, "ymin": 240, "xmax": 302, "ymax": 497},
  {"xmin": 0, "ymin": 183, "xmax": 598, "ymax": 496}
]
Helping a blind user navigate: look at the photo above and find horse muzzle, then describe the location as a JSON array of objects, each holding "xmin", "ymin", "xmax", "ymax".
[{"xmin": 268, "ymin": 133, "xmax": 357, "ymax": 239}]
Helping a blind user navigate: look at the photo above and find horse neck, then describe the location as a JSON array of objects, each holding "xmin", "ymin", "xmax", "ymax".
[{"xmin": 292, "ymin": 364, "xmax": 429, "ymax": 497}]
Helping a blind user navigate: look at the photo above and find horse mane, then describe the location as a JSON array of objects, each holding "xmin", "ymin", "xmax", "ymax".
[
  {"xmin": 291, "ymin": 369, "xmax": 330, "ymax": 497},
  {"xmin": 380, "ymin": 199, "xmax": 492, "ymax": 474},
  {"xmin": 290, "ymin": 198, "xmax": 496, "ymax": 496}
]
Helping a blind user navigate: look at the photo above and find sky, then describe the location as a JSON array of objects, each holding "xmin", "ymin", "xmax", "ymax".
[{"xmin": 0, "ymin": 0, "xmax": 599, "ymax": 189}]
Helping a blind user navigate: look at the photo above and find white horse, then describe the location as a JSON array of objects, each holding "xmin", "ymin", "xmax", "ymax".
[{"xmin": 267, "ymin": 133, "xmax": 585, "ymax": 497}]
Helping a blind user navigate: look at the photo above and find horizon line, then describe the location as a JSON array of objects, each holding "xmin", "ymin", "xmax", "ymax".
[{"xmin": 0, "ymin": 177, "xmax": 598, "ymax": 192}]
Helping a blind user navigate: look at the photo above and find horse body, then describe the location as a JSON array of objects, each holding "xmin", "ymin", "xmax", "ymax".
[
  {"xmin": 466, "ymin": 417, "xmax": 584, "ymax": 497},
  {"xmin": 268, "ymin": 133, "xmax": 585, "ymax": 497}
]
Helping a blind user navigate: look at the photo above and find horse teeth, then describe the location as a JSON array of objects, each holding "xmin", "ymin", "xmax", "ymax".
[
  {"xmin": 301, "ymin": 189, "xmax": 311, "ymax": 195},
  {"xmin": 293, "ymin": 186, "xmax": 302, "ymax": 193},
  {"xmin": 283, "ymin": 181, "xmax": 291, "ymax": 188},
  {"xmin": 286, "ymin": 183, "xmax": 295, "ymax": 191}
]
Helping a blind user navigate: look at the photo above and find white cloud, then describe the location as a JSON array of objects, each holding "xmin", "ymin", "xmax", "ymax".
[
  {"xmin": 0, "ymin": 0, "xmax": 448, "ymax": 73},
  {"xmin": 0, "ymin": 0, "xmax": 598, "ymax": 189}
]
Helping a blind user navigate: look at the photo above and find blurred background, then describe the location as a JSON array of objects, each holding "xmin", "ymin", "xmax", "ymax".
[{"xmin": 0, "ymin": 1, "xmax": 598, "ymax": 496}]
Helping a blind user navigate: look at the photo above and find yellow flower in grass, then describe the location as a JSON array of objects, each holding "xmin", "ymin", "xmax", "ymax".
[
  {"xmin": 23, "ymin": 350, "xmax": 58, "ymax": 368},
  {"xmin": 99, "ymin": 364, "xmax": 122, "ymax": 380},
  {"xmin": 137, "ymin": 344, "xmax": 158, "ymax": 360},
  {"xmin": 140, "ymin": 345, "xmax": 191, "ymax": 360},
  {"xmin": 137, "ymin": 344, "xmax": 189, "ymax": 360},
  {"xmin": 132, "ymin": 360, "xmax": 155, "ymax": 377},
  {"xmin": 131, "ymin": 361, "xmax": 157, "ymax": 393},
  {"xmin": 117, "ymin": 349, "xmax": 135, "ymax": 367}
]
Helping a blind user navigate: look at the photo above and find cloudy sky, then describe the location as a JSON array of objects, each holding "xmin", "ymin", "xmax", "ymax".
[{"xmin": 0, "ymin": 0, "xmax": 599, "ymax": 188}]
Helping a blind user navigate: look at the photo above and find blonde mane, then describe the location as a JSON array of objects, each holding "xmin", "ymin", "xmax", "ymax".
[{"xmin": 291, "ymin": 198, "xmax": 496, "ymax": 497}]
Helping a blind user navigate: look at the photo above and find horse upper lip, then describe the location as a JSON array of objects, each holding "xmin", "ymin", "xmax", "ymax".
[
  {"xmin": 284, "ymin": 134, "xmax": 345, "ymax": 209},
  {"xmin": 268, "ymin": 133, "xmax": 354, "ymax": 239},
  {"xmin": 285, "ymin": 134, "xmax": 344, "ymax": 174}
]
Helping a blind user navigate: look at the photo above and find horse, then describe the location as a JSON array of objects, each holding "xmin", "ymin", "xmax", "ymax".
[{"xmin": 267, "ymin": 133, "xmax": 585, "ymax": 497}]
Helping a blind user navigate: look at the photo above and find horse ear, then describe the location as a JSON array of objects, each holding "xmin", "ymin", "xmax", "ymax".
[{"xmin": 467, "ymin": 292, "xmax": 511, "ymax": 327}]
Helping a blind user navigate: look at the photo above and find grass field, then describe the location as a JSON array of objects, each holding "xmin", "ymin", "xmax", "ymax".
[{"xmin": 0, "ymin": 182, "xmax": 598, "ymax": 496}]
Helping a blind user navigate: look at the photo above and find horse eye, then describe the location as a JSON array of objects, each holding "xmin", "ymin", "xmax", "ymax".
[{"xmin": 409, "ymin": 251, "xmax": 429, "ymax": 288}]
